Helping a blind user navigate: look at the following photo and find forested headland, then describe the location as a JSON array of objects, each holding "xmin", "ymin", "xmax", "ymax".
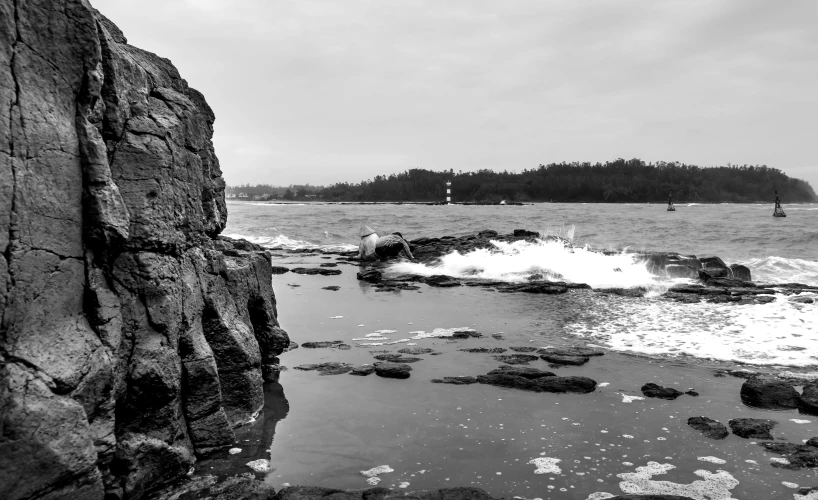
[{"xmin": 228, "ymin": 159, "xmax": 817, "ymax": 203}]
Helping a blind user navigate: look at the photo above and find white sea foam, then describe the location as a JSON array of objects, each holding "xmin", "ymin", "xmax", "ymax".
[
  {"xmin": 698, "ymin": 456, "xmax": 726, "ymax": 464},
  {"xmin": 612, "ymin": 462, "xmax": 739, "ymax": 499},
  {"xmin": 222, "ymin": 233, "xmax": 356, "ymax": 252},
  {"xmin": 389, "ymin": 239, "xmax": 658, "ymax": 288},
  {"xmin": 566, "ymin": 294, "xmax": 818, "ymax": 366},
  {"xmin": 743, "ymin": 256, "xmax": 818, "ymax": 286},
  {"xmin": 779, "ymin": 371, "xmax": 818, "ymax": 381},
  {"xmin": 619, "ymin": 394, "xmax": 644, "ymax": 403},
  {"xmin": 409, "ymin": 327, "xmax": 476, "ymax": 339},
  {"xmin": 361, "ymin": 465, "xmax": 394, "ymax": 477},
  {"xmin": 246, "ymin": 459, "xmax": 271, "ymax": 473},
  {"xmin": 528, "ymin": 457, "xmax": 562, "ymax": 474}
]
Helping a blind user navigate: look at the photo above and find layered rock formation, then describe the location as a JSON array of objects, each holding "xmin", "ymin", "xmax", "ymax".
[{"xmin": 0, "ymin": 1, "xmax": 288, "ymax": 499}]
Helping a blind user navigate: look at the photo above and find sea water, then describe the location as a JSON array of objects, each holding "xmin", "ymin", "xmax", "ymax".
[{"xmin": 206, "ymin": 201, "xmax": 818, "ymax": 499}]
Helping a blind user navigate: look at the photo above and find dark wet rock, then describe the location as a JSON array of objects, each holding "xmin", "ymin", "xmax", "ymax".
[
  {"xmin": 478, "ymin": 230, "xmax": 499, "ymax": 238},
  {"xmin": 262, "ymin": 364, "xmax": 283, "ymax": 382},
  {"xmin": 477, "ymin": 374, "xmax": 596, "ymax": 394},
  {"xmin": 492, "ymin": 354, "xmax": 541, "ymax": 365},
  {"xmin": 301, "ymin": 341, "xmax": 349, "ymax": 349},
  {"xmin": 791, "ymin": 296, "xmax": 815, "ymax": 304},
  {"xmin": 277, "ymin": 486, "xmax": 497, "ymax": 500},
  {"xmin": 319, "ymin": 263, "xmax": 338, "ymax": 268},
  {"xmin": 492, "ymin": 334, "xmax": 505, "ymax": 340},
  {"xmin": 687, "ymin": 416, "xmax": 729, "ymax": 440},
  {"xmin": 698, "ymin": 267, "xmax": 731, "ymax": 281},
  {"xmin": 740, "ymin": 376, "xmax": 800, "ymax": 410},
  {"xmin": 685, "ymin": 390, "xmax": 699, "ymax": 396},
  {"xmin": 151, "ymin": 474, "xmax": 276, "ymax": 500},
  {"xmin": 514, "ymin": 229, "xmax": 540, "ymax": 237},
  {"xmin": 705, "ymin": 278, "xmax": 756, "ymax": 288},
  {"xmin": 291, "ymin": 267, "xmax": 342, "ymax": 276},
  {"xmin": 729, "ymin": 264, "xmax": 752, "ymax": 281},
  {"xmin": 665, "ymin": 264, "xmax": 698, "ymax": 279},
  {"xmin": 321, "ymin": 286, "xmax": 341, "ymax": 291},
  {"xmin": 459, "ymin": 347, "xmax": 507, "ymax": 354},
  {"xmin": 373, "ymin": 354, "xmax": 423, "ymax": 363},
  {"xmin": 509, "ymin": 346, "xmax": 538, "ymax": 353},
  {"xmin": 540, "ymin": 354, "xmax": 590, "ymax": 366},
  {"xmin": 714, "ymin": 368, "xmax": 760, "ymax": 379},
  {"xmin": 452, "ymin": 330, "xmax": 483, "ymax": 339},
  {"xmin": 349, "ymin": 365, "xmax": 376, "ymax": 376},
  {"xmin": 495, "ymin": 283, "xmax": 569, "ymax": 294},
  {"xmin": 538, "ymin": 347, "xmax": 605, "ymax": 357},
  {"xmin": 424, "ymin": 275, "xmax": 462, "ymax": 287},
  {"xmin": 270, "ymin": 266, "xmax": 290, "ymax": 274},
  {"xmin": 398, "ymin": 347, "xmax": 435, "ymax": 355},
  {"xmin": 799, "ymin": 382, "xmax": 818, "ymax": 415},
  {"xmin": 486, "ymin": 366, "xmax": 556, "ymax": 379},
  {"xmin": 700, "ymin": 256, "xmax": 728, "ymax": 269},
  {"xmin": 760, "ymin": 440, "xmax": 818, "ymax": 470},
  {"xmin": 729, "ymin": 418, "xmax": 777, "ymax": 439},
  {"xmin": 294, "ymin": 363, "xmax": 353, "ymax": 376},
  {"xmin": 374, "ymin": 362, "xmax": 413, "ymax": 379},
  {"xmin": 431, "ymin": 376, "xmax": 479, "ymax": 385},
  {"xmin": 808, "ymin": 437, "xmax": 818, "ymax": 447},
  {"xmin": 641, "ymin": 383, "xmax": 685, "ymax": 400},
  {"xmin": 287, "ymin": 283, "xmax": 301, "ymax": 288},
  {"xmin": 356, "ymin": 269, "xmax": 383, "ymax": 283},
  {"xmin": 284, "ymin": 342, "xmax": 299, "ymax": 352}
]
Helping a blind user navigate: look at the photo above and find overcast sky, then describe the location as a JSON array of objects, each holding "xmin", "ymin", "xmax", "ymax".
[{"xmin": 95, "ymin": 0, "xmax": 818, "ymax": 190}]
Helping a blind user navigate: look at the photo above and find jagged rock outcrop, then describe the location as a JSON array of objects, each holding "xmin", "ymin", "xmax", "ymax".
[{"xmin": 0, "ymin": 2, "xmax": 288, "ymax": 499}]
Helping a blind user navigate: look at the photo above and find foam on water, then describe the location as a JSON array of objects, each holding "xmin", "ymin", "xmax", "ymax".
[
  {"xmin": 567, "ymin": 294, "xmax": 818, "ymax": 366},
  {"xmin": 614, "ymin": 462, "xmax": 739, "ymax": 500},
  {"xmin": 390, "ymin": 239, "xmax": 657, "ymax": 288},
  {"xmin": 528, "ymin": 457, "xmax": 562, "ymax": 474}
]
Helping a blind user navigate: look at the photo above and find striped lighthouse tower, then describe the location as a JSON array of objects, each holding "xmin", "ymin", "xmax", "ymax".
[{"xmin": 446, "ymin": 180, "xmax": 452, "ymax": 205}]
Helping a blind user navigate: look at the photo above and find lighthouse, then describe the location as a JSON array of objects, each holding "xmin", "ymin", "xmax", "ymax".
[{"xmin": 446, "ymin": 180, "xmax": 451, "ymax": 205}]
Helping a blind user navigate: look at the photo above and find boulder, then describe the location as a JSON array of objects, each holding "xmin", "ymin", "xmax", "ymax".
[
  {"xmin": 698, "ymin": 267, "xmax": 730, "ymax": 281},
  {"xmin": 740, "ymin": 376, "xmax": 800, "ymax": 409},
  {"xmin": 424, "ymin": 275, "xmax": 462, "ymax": 287},
  {"xmin": 270, "ymin": 266, "xmax": 290, "ymax": 274},
  {"xmin": 799, "ymin": 382, "xmax": 818, "ymax": 415},
  {"xmin": 301, "ymin": 341, "xmax": 347, "ymax": 349},
  {"xmin": 486, "ymin": 366, "xmax": 556, "ymax": 379},
  {"xmin": 373, "ymin": 354, "xmax": 422, "ymax": 363},
  {"xmin": 321, "ymin": 286, "xmax": 341, "ymax": 291},
  {"xmin": 374, "ymin": 362, "xmax": 412, "ymax": 379},
  {"xmin": 641, "ymin": 383, "xmax": 684, "ymax": 400},
  {"xmin": 459, "ymin": 347, "xmax": 507, "ymax": 354},
  {"xmin": 729, "ymin": 264, "xmax": 752, "ymax": 281},
  {"xmin": 513, "ymin": 229, "xmax": 540, "ymax": 237},
  {"xmin": 665, "ymin": 264, "xmax": 698, "ymax": 279},
  {"xmin": 293, "ymin": 363, "xmax": 353, "ymax": 376},
  {"xmin": 398, "ymin": 347, "xmax": 435, "ymax": 355},
  {"xmin": 477, "ymin": 374, "xmax": 596, "ymax": 393},
  {"xmin": 729, "ymin": 418, "xmax": 777, "ymax": 439},
  {"xmin": 508, "ymin": 346, "xmax": 539, "ymax": 353},
  {"xmin": 291, "ymin": 267, "xmax": 342, "ymax": 276},
  {"xmin": 687, "ymin": 416, "xmax": 729, "ymax": 440},
  {"xmin": 538, "ymin": 347, "xmax": 605, "ymax": 357}
]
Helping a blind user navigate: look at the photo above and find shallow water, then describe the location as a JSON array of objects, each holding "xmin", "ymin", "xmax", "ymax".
[{"xmin": 206, "ymin": 202, "xmax": 818, "ymax": 498}]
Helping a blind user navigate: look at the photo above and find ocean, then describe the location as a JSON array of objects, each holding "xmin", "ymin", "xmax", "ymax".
[{"xmin": 210, "ymin": 200, "xmax": 818, "ymax": 499}]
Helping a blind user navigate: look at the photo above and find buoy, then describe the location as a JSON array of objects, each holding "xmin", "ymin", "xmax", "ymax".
[
  {"xmin": 667, "ymin": 204, "xmax": 676, "ymax": 212},
  {"xmin": 773, "ymin": 190, "xmax": 786, "ymax": 217}
]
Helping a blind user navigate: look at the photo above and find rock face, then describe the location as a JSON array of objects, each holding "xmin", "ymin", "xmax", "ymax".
[
  {"xmin": 799, "ymin": 382, "xmax": 818, "ymax": 415},
  {"xmin": 0, "ymin": 3, "xmax": 288, "ymax": 500},
  {"xmin": 740, "ymin": 376, "xmax": 800, "ymax": 410}
]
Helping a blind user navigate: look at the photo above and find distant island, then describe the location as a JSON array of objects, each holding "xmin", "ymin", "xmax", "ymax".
[{"xmin": 227, "ymin": 159, "xmax": 817, "ymax": 203}]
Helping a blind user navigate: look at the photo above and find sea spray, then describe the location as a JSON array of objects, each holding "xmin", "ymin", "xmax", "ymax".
[{"xmin": 389, "ymin": 238, "xmax": 658, "ymax": 289}]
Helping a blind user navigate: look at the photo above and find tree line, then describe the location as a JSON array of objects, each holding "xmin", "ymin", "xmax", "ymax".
[{"xmin": 228, "ymin": 159, "xmax": 817, "ymax": 203}]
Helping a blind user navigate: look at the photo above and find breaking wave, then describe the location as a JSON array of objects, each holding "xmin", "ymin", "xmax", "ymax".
[
  {"xmin": 389, "ymin": 239, "xmax": 659, "ymax": 289},
  {"xmin": 742, "ymin": 255, "xmax": 818, "ymax": 286},
  {"xmin": 222, "ymin": 233, "xmax": 356, "ymax": 252}
]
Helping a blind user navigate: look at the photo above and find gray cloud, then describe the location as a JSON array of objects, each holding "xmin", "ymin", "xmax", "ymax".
[{"xmin": 94, "ymin": 0, "xmax": 818, "ymax": 189}]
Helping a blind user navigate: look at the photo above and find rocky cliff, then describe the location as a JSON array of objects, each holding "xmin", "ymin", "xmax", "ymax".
[{"xmin": 0, "ymin": 1, "xmax": 289, "ymax": 498}]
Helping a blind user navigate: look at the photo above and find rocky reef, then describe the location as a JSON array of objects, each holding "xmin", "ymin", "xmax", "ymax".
[{"xmin": 0, "ymin": 1, "xmax": 288, "ymax": 499}]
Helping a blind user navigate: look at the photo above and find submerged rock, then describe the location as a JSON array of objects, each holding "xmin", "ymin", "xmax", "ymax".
[
  {"xmin": 424, "ymin": 275, "xmax": 462, "ymax": 287},
  {"xmin": 294, "ymin": 363, "xmax": 353, "ymax": 376},
  {"xmin": 459, "ymin": 347, "xmax": 507, "ymax": 354},
  {"xmin": 322, "ymin": 286, "xmax": 341, "ymax": 291},
  {"xmin": 271, "ymin": 266, "xmax": 291, "ymax": 274},
  {"xmin": 431, "ymin": 377, "xmax": 478, "ymax": 385},
  {"xmin": 357, "ymin": 269, "xmax": 383, "ymax": 283},
  {"xmin": 760, "ymin": 440, "xmax": 818, "ymax": 470},
  {"xmin": 641, "ymin": 383, "xmax": 685, "ymax": 400},
  {"xmin": 349, "ymin": 365, "xmax": 376, "ymax": 376},
  {"xmin": 538, "ymin": 347, "xmax": 605, "ymax": 357},
  {"xmin": 492, "ymin": 354, "xmax": 540, "ymax": 365},
  {"xmin": 477, "ymin": 374, "xmax": 597, "ymax": 394},
  {"xmin": 740, "ymin": 376, "xmax": 800, "ymax": 410},
  {"xmin": 291, "ymin": 267, "xmax": 342, "ymax": 276},
  {"xmin": 508, "ymin": 346, "xmax": 538, "ymax": 353},
  {"xmin": 687, "ymin": 416, "xmax": 729, "ymax": 440},
  {"xmin": 301, "ymin": 341, "xmax": 350, "ymax": 350},
  {"xmin": 486, "ymin": 366, "xmax": 556, "ymax": 379},
  {"xmin": 540, "ymin": 353, "xmax": 590, "ymax": 366},
  {"xmin": 398, "ymin": 347, "xmax": 435, "ymax": 355},
  {"xmin": 373, "ymin": 354, "xmax": 423, "ymax": 363},
  {"xmin": 729, "ymin": 418, "xmax": 777, "ymax": 439},
  {"xmin": 374, "ymin": 362, "xmax": 412, "ymax": 379}
]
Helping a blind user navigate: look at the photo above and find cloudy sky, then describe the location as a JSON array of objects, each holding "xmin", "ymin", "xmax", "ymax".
[{"xmin": 95, "ymin": 0, "xmax": 818, "ymax": 190}]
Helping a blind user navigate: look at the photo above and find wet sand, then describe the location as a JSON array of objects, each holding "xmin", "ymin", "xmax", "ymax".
[{"xmin": 198, "ymin": 252, "xmax": 818, "ymax": 499}]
